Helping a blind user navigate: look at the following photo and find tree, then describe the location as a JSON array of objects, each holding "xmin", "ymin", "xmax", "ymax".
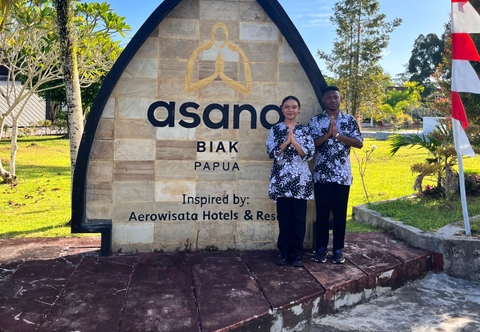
[
  {"xmin": 0, "ymin": 0, "xmax": 128, "ymax": 176},
  {"xmin": 38, "ymin": 79, "xmax": 103, "ymax": 123},
  {"xmin": 373, "ymin": 82, "xmax": 423, "ymax": 130},
  {"xmin": 0, "ymin": 0, "xmax": 14, "ymax": 29},
  {"xmin": 53, "ymin": 0, "xmax": 128, "ymax": 174},
  {"xmin": 318, "ymin": 0, "xmax": 401, "ymax": 119},
  {"xmin": 0, "ymin": 1, "xmax": 63, "ymax": 175},
  {"xmin": 53, "ymin": 0, "xmax": 83, "ymax": 175},
  {"xmin": 32, "ymin": 2, "xmax": 126, "ymax": 123},
  {"xmin": 0, "ymin": 158, "xmax": 15, "ymax": 182},
  {"xmin": 359, "ymin": 70, "xmax": 391, "ymax": 122},
  {"xmin": 407, "ymin": 33, "xmax": 445, "ymax": 84}
]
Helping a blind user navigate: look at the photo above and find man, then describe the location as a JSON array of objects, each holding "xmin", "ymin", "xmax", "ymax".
[{"xmin": 308, "ymin": 86, "xmax": 363, "ymax": 264}]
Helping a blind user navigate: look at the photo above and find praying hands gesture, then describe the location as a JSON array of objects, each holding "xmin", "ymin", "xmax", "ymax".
[
  {"xmin": 313, "ymin": 116, "xmax": 338, "ymax": 147},
  {"xmin": 329, "ymin": 116, "xmax": 338, "ymax": 138},
  {"xmin": 277, "ymin": 124, "xmax": 306, "ymax": 157},
  {"xmin": 312, "ymin": 115, "xmax": 363, "ymax": 149}
]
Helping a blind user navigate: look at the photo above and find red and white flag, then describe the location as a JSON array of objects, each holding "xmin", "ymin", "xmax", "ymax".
[
  {"xmin": 451, "ymin": 0, "xmax": 477, "ymax": 157},
  {"xmin": 452, "ymin": 0, "xmax": 480, "ymax": 33}
]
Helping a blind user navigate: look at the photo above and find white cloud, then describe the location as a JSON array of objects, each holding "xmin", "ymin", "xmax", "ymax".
[
  {"xmin": 308, "ymin": 13, "xmax": 331, "ymax": 18},
  {"xmin": 280, "ymin": 1, "xmax": 332, "ymax": 29},
  {"xmin": 302, "ymin": 19, "xmax": 331, "ymax": 28},
  {"xmin": 381, "ymin": 49, "xmax": 392, "ymax": 57}
]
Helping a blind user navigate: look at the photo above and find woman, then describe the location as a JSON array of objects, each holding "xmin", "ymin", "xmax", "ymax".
[{"xmin": 266, "ymin": 96, "xmax": 314, "ymax": 267}]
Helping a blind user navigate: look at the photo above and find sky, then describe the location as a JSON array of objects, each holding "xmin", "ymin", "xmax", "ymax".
[{"xmin": 90, "ymin": 0, "xmax": 452, "ymax": 79}]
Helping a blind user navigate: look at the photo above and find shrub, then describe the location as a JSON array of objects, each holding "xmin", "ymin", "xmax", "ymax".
[
  {"xmin": 465, "ymin": 173, "xmax": 480, "ymax": 196},
  {"xmin": 390, "ymin": 118, "xmax": 479, "ymax": 207}
]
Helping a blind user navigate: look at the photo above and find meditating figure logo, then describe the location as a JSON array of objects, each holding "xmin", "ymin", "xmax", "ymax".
[{"xmin": 185, "ymin": 23, "xmax": 252, "ymax": 95}]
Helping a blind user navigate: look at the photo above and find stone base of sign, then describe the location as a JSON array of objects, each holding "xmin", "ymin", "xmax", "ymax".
[{"xmin": 108, "ymin": 204, "xmax": 315, "ymax": 253}]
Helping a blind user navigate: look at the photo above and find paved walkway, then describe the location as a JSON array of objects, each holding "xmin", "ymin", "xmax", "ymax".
[
  {"xmin": 307, "ymin": 273, "xmax": 480, "ymax": 332},
  {"xmin": 0, "ymin": 234, "xmax": 437, "ymax": 331}
]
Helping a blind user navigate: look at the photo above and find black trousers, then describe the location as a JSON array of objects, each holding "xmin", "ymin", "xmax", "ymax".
[
  {"xmin": 276, "ymin": 197, "xmax": 307, "ymax": 259},
  {"xmin": 314, "ymin": 182, "xmax": 350, "ymax": 251}
]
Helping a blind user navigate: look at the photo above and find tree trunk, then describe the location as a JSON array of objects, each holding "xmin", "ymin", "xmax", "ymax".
[
  {"xmin": 0, "ymin": 115, "xmax": 5, "ymax": 140},
  {"xmin": 0, "ymin": 158, "xmax": 14, "ymax": 182},
  {"xmin": 53, "ymin": 0, "xmax": 84, "ymax": 176},
  {"xmin": 49, "ymin": 100, "xmax": 62, "ymax": 123},
  {"xmin": 9, "ymin": 116, "xmax": 18, "ymax": 176}
]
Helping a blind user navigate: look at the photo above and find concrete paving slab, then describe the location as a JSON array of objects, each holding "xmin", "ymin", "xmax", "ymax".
[
  {"xmin": 120, "ymin": 287, "xmax": 199, "ymax": 332},
  {"xmin": 306, "ymin": 259, "xmax": 368, "ymax": 293},
  {"xmin": 0, "ymin": 237, "xmax": 101, "ymax": 264},
  {"xmin": 189, "ymin": 251, "xmax": 251, "ymax": 287},
  {"xmin": 120, "ymin": 252, "xmax": 200, "ymax": 332},
  {"xmin": 39, "ymin": 255, "xmax": 135, "ymax": 332},
  {"xmin": 187, "ymin": 251, "xmax": 272, "ymax": 331},
  {"xmin": 196, "ymin": 282, "xmax": 269, "ymax": 332},
  {"xmin": 242, "ymin": 250, "xmax": 325, "ymax": 308},
  {"xmin": 0, "ymin": 257, "xmax": 80, "ymax": 332},
  {"xmin": 132, "ymin": 253, "xmax": 191, "ymax": 287}
]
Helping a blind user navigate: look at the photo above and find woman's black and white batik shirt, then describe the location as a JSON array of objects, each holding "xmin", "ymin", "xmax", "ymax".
[
  {"xmin": 308, "ymin": 110, "xmax": 363, "ymax": 186},
  {"xmin": 266, "ymin": 122, "xmax": 314, "ymax": 202}
]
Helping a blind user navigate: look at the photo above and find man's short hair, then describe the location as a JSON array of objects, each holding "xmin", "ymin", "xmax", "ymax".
[{"xmin": 322, "ymin": 85, "xmax": 340, "ymax": 96}]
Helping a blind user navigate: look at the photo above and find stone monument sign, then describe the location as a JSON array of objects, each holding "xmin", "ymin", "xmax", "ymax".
[{"xmin": 71, "ymin": 0, "xmax": 326, "ymax": 255}]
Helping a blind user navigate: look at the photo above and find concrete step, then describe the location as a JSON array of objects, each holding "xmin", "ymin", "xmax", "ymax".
[{"xmin": 0, "ymin": 233, "xmax": 434, "ymax": 332}]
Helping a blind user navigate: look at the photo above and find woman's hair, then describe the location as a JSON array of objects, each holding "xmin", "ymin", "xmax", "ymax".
[{"xmin": 281, "ymin": 95, "xmax": 300, "ymax": 108}]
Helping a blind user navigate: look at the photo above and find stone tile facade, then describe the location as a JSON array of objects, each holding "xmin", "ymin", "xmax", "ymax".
[{"xmin": 85, "ymin": 0, "xmax": 320, "ymax": 252}]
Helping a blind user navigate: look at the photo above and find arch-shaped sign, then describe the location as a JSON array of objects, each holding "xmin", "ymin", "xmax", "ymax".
[{"xmin": 71, "ymin": 0, "xmax": 327, "ymax": 255}]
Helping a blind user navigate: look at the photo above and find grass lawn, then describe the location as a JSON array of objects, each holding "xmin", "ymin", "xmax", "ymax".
[
  {"xmin": 1, "ymin": 136, "xmax": 479, "ymax": 239},
  {"xmin": 0, "ymin": 136, "xmax": 73, "ymax": 238},
  {"xmin": 350, "ymin": 137, "xmax": 480, "ymax": 233},
  {"xmin": 366, "ymin": 195, "xmax": 480, "ymax": 235}
]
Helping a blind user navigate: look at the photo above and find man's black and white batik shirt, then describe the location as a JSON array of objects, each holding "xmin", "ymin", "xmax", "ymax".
[{"xmin": 308, "ymin": 110, "xmax": 363, "ymax": 186}]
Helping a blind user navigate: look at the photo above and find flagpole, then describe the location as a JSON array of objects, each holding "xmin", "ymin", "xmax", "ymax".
[
  {"xmin": 451, "ymin": 0, "xmax": 478, "ymax": 236},
  {"xmin": 455, "ymin": 142, "xmax": 471, "ymax": 236},
  {"xmin": 452, "ymin": 117, "xmax": 474, "ymax": 236}
]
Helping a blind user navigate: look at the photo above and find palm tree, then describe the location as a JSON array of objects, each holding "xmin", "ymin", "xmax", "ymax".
[{"xmin": 389, "ymin": 122, "xmax": 459, "ymax": 206}]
